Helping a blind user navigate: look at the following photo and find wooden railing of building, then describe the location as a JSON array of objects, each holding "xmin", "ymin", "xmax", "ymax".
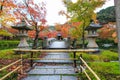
[{"xmin": 0, "ymin": 54, "xmax": 23, "ymax": 80}]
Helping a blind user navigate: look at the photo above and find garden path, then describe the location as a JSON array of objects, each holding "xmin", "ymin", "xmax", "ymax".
[{"xmin": 22, "ymin": 41, "xmax": 78, "ymax": 80}]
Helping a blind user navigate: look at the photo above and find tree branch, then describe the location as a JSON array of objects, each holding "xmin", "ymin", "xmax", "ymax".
[
  {"xmin": 23, "ymin": 0, "xmax": 36, "ymax": 25},
  {"xmin": 0, "ymin": 0, "xmax": 5, "ymax": 11}
]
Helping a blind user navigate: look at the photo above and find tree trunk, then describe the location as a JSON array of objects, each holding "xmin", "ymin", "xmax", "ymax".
[
  {"xmin": 32, "ymin": 30, "xmax": 39, "ymax": 49},
  {"xmin": 82, "ymin": 25, "xmax": 85, "ymax": 49},
  {"xmin": 114, "ymin": 0, "xmax": 120, "ymax": 70}
]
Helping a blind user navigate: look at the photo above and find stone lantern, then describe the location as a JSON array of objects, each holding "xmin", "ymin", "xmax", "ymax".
[
  {"xmin": 42, "ymin": 36, "xmax": 48, "ymax": 49},
  {"xmin": 12, "ymin": 20, "xmax": 32, "ymax": 48},
  {"xmin": 85, "ymin": 21, "xmax": 102, "ymax": 49}
]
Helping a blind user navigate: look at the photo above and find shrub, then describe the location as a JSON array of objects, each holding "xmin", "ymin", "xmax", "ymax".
[
  {"xmin": 0, "ymin": 40, "xmax": 19, "ymax": 50},
  {"xmin": 0, "ymin": 49, "xmax": 31, "ymax": 59},
  {"xmin": 96, "ymin": 38, "xmax": 117, "ymax": 49},
  {"xmin": 100, "ymin": 50, "xmax": 119, "ymax": 61}
]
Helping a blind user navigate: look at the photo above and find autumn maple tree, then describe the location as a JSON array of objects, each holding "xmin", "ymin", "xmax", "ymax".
[
  {"xmin": 55, "ymin": 23, "xmax": 70, "ymax": 38},
  {"xmin": 63, "ymin": 0, "xmax": 105, "ymax": 48},
  {"xmin": 54, "ymin": 22, "xmax": 81, "ymax": 38},
  {"xmin": 59, "ymin": 10, "xmax": 81, "ymax": 38},
  {"xmin": 0, "ymin": 0, "xmax": 16, "ymax": 27},
  {"xmin": 12, "ymin": 0, "xmax": 46, "ymax": 49},
  {"xmin": 57, "ymin": 22, "xmax": 81, "ymax": 38},
  {"xmin": 98, "ymin": 22, "xmax": 117, "ymax": 43}
]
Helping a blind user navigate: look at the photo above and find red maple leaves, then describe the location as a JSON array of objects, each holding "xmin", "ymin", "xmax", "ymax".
[
  {"xmin": 12, "ymin": 0, "xmax": 46, "ymax": 26},
  {"xmin": 54, "ymin": 22, "xmax": 81, "ymax": 38}
]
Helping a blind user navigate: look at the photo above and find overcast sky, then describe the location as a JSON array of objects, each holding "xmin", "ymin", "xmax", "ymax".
[{"xmin": 44, "ymin": 0, "xmax": 114, "ymax": 25}]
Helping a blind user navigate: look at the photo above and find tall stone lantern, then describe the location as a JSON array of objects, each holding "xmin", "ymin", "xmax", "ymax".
[
  {"xmin": 12, "ymin": 20, "xmax": 32, "ymax": 48},
  {"xmin": 85, "ymin": 21, "xmax": 102, "ymax": 49}
]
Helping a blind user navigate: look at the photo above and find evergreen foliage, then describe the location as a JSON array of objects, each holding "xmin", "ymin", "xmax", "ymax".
[{"xmin": 97, "ymin": 6, "xmax": 116, "ymax": 24}]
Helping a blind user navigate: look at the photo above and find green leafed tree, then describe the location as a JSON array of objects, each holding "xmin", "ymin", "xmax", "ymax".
[
  {"xmin": 63, "ymin": 0, "xmax": 105, "ymax": 48},
  {"xmin": 97, "ymin": 6, "xmax": 116, "ymax": 24}
]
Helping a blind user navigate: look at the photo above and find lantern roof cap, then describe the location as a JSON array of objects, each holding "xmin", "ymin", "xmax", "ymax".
[
  {"xmin": 11, "ymin": 20, "xmax": 32, "ymax": 30},
  {"xmin": 85, "ymin": 20, "xmax": 102, "ymax": 30}
]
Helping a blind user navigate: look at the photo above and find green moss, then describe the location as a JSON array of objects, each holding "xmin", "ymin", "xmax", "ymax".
[
  {"xmin": 0, "ymin": 49, "xmax": 31, "ymax": 59},
  {"xmin": 100, "ymin": 50, "xmax": 118, "ymax": 61},
  {"xmin": 0, "ymin": 40, "xmax": 19, "ymax": 50},
  {"xmin": 70, "ymin": 50, "xmax": 119, "ymax": 61},
  {"xmin": 79, "ymin": 62, "xmax": 120, "ymax": 80},
  {"xmin": 0, "ymin": 70, "xmax": 8, "ymax": 78},
  {"xmin": 0, "ymin": 70, "xmax": 18, "ymax": 80},
  {"xmin": 89, "ymin": 62, "xmax": 120, "ymax": 80}
]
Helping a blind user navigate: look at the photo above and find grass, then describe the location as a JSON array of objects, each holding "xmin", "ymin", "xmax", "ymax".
[
  {"xmin": 88, "ymin": 62, "xmax": 120, "ymax": 80},
  {"xmin": 80, "ymin": 62, "xmax": 120, "ymax": 80},
  {"xmin": 0, "ymin": 49, "xmax": 41, "ymax": 80},
  {"xmin": 0, "ymin": 70, "xmax": 18, "ymax": 80},
  {"xmin": 69, "ymin": 50, "xmax": 120, "ymax": 80},
  {"xmin": 100, "ymin": 50, "xmax": 118, "ymax": 61},
  {"xmin": 89, "ymin": 62, "xmax": 120, "ymax": 75},
  {"xmin": 0, "ymin": 49, "xmax": 29, "ymax": 59},
  {"xmin": 0, "ymin": 40, "xmax": 19, "ymax": 50},
  {"xmin": 0, "ymin": 49, "xmax": 41, "ymax": 59},
  {"xmin": 70, "ymin": 50, "xmax": 119, "ymax": 61}
]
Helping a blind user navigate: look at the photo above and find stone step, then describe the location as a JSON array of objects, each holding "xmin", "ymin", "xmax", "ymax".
[
  {"xmin": 28, "ymin": 68, "xmax": 76, "ymax": 75},
  {"xmin": 22, "ymin": 75, "xmax": 78, "ymax": 80},
  {"xmin": 34, "ymin": 60, "xmax": 73, "ymax": 64},
  {"xmin": 40, "ymin": 53, "xmax": 71, "ymax": 59},
  {"xmin": 34, "ymin": 60, "xmax": 80, "ymax": 64},
  {"xmin": 22, "ymin": 41, "xmax": 79, "ymax": 80},
  {"xmin": 34, "ymin": 65, "xmax": 74, "ymax": 69},
  {"xmin": 45, "ymin": 52, "xmax": 69, "ymax": 54}
]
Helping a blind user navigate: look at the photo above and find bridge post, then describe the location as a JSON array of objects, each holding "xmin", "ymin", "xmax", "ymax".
[
  {"xmin": 42, "ymin": 37, "xmax": 48, "ymax": 49},
  {"xmin": 80, "ymin": 54, "xmax": 83, "ymax": 73},
  {"xmin": 72, "ymin": 38, "xmax": 77, "ymax": 49},
  {"xmin": 20, "ymin": 54, "xmax": 23, "ymax": 74},
  {"xmin": 73, "ymin": 52, "xmax": 76, "ymax": 68},
  {"xmin": 30, "ymin": 52, "xmax": 33, "ymax": 67},
  {"xmin": 67, "ymin": 37, "xmax": 71, "ymax": 48}
]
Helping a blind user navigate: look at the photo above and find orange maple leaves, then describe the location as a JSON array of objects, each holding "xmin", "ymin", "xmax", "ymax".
[
  {"xmin": 0, "ymin": 0, "xmax": 17, "ymax": 27},
  {"xmin": 12, "ymin": 0, "xmax": 46, "ymax": 26},
  {"xmin": 54, "ymin": 22, "xmax": 81, "ymax": 38},
  {"xmin": 98, "ymin": 22, "xmax": 118, "ymax": 43},
  {"xmin": 98, "ymin": 23, "xmax": 116, "ymax": 39}
]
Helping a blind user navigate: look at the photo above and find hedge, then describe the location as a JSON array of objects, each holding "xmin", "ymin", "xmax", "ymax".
[{"xmin": 0, "ymin": 40, "xmax": 19, "ymax": 50}]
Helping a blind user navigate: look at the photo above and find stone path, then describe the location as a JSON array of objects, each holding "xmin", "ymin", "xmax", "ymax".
[
  {"xmin": 35, "ymin": 52, "xmax": 72, "ymax": 64},
  {"xmin": 23, "ymin": 41, "xmax": 78, "ymax": 80}
]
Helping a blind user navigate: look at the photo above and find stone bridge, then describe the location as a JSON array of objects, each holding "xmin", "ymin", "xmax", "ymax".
[{"xmin": 43, "ymin": 37, "xmax": 71, "ymax": 49}]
